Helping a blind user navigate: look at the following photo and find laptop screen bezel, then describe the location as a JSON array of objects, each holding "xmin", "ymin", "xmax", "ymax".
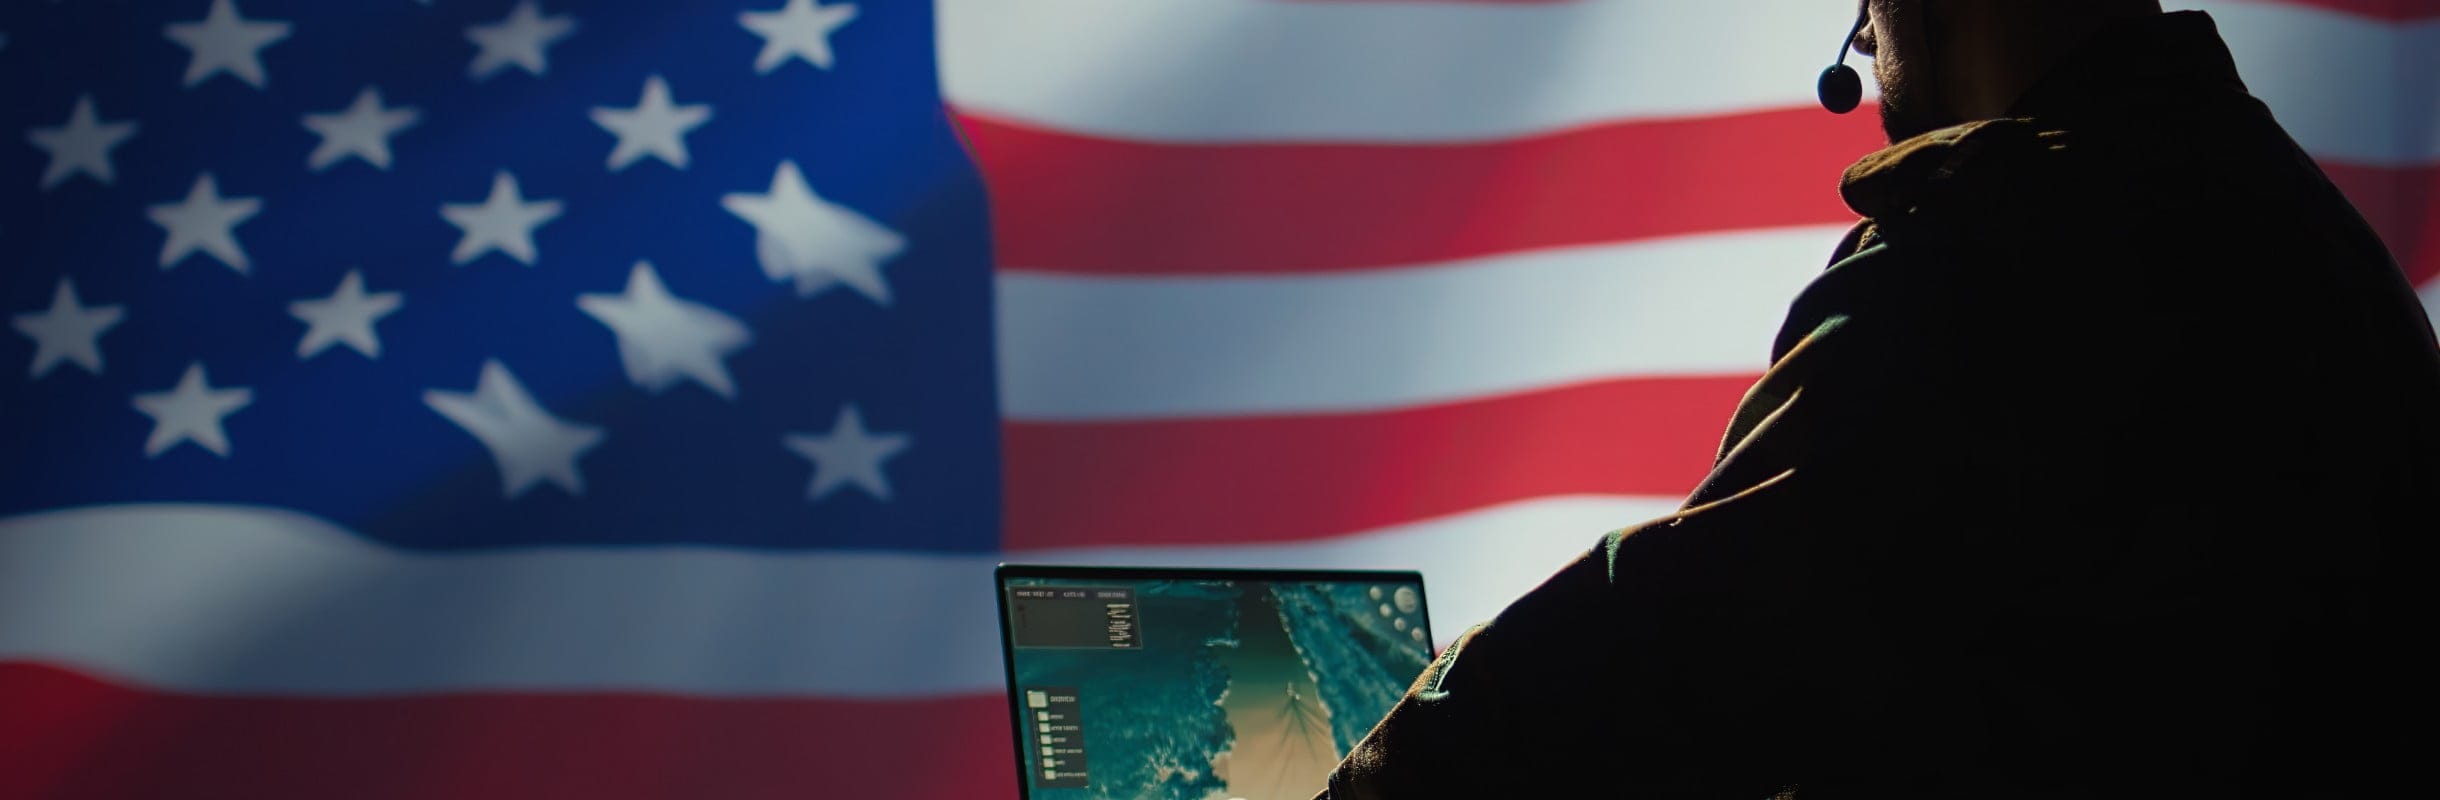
[{"xmin": 993, "ymin": 563, "xmax": 1433, "ymax": 800}]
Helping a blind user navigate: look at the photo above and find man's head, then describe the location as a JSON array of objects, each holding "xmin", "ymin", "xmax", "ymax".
[{"xmin": 1851, "ymin": 0, "xmax": 2166, "ymax": 142}]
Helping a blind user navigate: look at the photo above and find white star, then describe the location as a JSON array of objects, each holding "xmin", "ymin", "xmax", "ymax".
[
  {"xmin": 25, "ymin": 95, "xmax": 138, "ymax": 190},
  {"xmin": 290, "ymin": 269, "xmax": 402, "ymax": 359},
  {"xmin": 577, "ymin": 261, "xmax": 752, "ymax": 398},
  {"xmin": 440, "ymin": 171, "xmax": 562, "ymax": 266},
  {"xmin": 163, "ymin": 0, "xmax": 291, "ymax": 90},
  {"xmin": 301, "ymin": 87, "xmax": 420, "ymax": 171},
  {"xmin": 147, "ymin": 173, "xmax": 262, "ymax": 274},
  {"xmin": 720, "ymin": 160, "xmax": 904, "ymax": 303},
  {"xmin": 12, "ymin": 277, "xmax": 124, "ymax": 378},
  {"xmin": 589, "ymin": 75, "xmax": 712, "ymax": 171},
  {"xmin": 740, "ymin": 0, "xmax": 857, "ymax": 74},
  {"xmin": 466, "ymin": 0, "xmax": 576, "ymax": 81},
  {"xmin": 424, "ymin": 359, "xmax": 606, "ymax": 499},
  {"xmin": 132, "ymin": 363, "xmax": 253, "ymax": 458},
  {"xmin": 783, "ymin": 405, "xmax": 909, "ymax": 502}
]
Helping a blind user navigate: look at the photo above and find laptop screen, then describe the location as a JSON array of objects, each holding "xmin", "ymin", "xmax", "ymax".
[{"xmin": 997, "ymin": 567, "xmax": 1433, "ymax": 800}]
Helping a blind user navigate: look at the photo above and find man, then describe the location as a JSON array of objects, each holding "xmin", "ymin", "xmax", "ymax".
[{"xmin": 1320, "ymin": 1, "xmax": 2439, "ymax": 797}]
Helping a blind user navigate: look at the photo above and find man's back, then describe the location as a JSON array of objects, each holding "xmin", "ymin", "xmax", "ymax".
[
  {"xmin": 1799, "ymin": 11, "xmax": 2439, "ymax": 793},
  {"xmin": 1323, "ymin": 11, "xmax": 2437, "ymax": 798}
]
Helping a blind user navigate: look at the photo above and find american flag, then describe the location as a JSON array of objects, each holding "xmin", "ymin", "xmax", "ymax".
[{"xmin": 0, "ymin": 0, "xmax": 2429, "ymax": 797}]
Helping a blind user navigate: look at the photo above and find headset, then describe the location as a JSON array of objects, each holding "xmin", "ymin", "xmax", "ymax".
[{"xmin": 1818, "ymin": 7, "xmax": 1871, "ymax": 113}]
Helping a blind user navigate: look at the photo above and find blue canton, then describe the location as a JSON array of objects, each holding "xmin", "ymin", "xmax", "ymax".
[{"xmin": 0, "ymin": 0, "xmax": 1003, "ymax": 552}]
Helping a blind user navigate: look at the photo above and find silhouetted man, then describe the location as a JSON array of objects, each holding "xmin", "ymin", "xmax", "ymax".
[{"xmin": 1320, "ymin": 2, "xmax": 2439, "ymax": 796}]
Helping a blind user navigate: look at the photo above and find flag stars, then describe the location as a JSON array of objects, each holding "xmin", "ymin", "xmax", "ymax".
[
  {"xmin": 722, "ymin": 160, "xmax": 904, "ymax": 303},
  {"xmin": 132, "ymin": 363, "xmax": 254, "ymax": 458},
  {"xmin": 591, "ymin": 75, "xmax": 712, "ymax": 171},
  {"xmin": 302, "ymin": 87, "xmax": 420, "ymax": 171},
  {"xmin": 25, "ymin": 95, "xmax": 138, "ymax": 190},
  {"xmin": 441, "ymin": 171, "xmax": 562, "ymax": 266},
  {"xmin": 290, "ymin": 269, "xmax": 402, "ymax": 360},
  {"xmin": 467, "ymin": 0, "xmax": 576, "ymax": 81},
  {"xmin": 783, "ymin": 405, "xmax": 909, "ymax": 502},
  {"xmin": 164, "ymin": 0, "xmax": 292, "ymax": 90},
  {"xmin": 148, "ymin": 173, "xmax": 262, "ymax": 274},
  {"xmin": 425, "ymin": 360, "xmax": 605, "ymax": 499},
  {"xmin": 12, "ymin": 278, "xmax": 124, "ymax": 378},
  {"xmin": 741, "ymin": 0, "xmax": 858, "ymax": 74},
  {"xmin": 577, "ymin": 261, "xmax": 752, "ymax": 398}
]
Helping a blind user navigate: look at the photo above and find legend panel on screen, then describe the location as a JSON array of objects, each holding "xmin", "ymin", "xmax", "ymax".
[
  {"xmin": 1007, "ymin": 586, "xmax": 1140, "ymax": 649},
  {"xmin": 1024, "ymin": 686, "xmax": 1088, "ymax": 789}
]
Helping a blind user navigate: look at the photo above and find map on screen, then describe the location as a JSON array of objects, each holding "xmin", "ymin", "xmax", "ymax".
[{"xmin": 999, "ymin": 572, "xmax": 1434, "ymax": 800}]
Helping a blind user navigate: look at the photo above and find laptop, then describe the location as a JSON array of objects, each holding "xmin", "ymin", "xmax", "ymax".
[{"xmin": 995, "ymin": 564, "xmax": 1435, "ymax": 800}]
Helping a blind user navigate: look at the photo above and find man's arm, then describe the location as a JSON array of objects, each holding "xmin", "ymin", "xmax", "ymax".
[{"xmin": 1318, "ymin": 240, "xmax": 2020, "ymax": 797}]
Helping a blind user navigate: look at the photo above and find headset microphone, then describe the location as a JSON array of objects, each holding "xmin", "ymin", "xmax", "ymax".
[{"xmin": 1817, "ymin": 8, "xmax": 1870, "ymax": 114}]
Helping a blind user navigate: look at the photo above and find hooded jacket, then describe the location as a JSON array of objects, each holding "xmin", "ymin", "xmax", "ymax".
[{"xmin": 1319, "ymin": 11, "xmax": 2439, "ymax": 798}]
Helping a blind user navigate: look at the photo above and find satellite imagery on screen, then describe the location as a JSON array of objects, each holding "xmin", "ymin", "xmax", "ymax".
[{"xmin": 1006, "ymin": 577, "xmax": 1434, "ymax": 800}]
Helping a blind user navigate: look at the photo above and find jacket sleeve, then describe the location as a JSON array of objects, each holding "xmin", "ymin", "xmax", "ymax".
[{"xmin": 1317, "ymin": 241, "xmax": 2020, "ymax": 798}]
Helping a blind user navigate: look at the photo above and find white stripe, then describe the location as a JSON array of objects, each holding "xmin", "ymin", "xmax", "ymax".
[
  {"xmin": 1026, "ymin": 494, "xmax": 1678, "ymax": 655},
  {"xmin": 939, "ymin": 0, "xmax": 1868, "ymax": 143},
  {"xmin": 998, "ymin": 226, "xmax": 1842, "ymax": 421},
  {"xmin": 0, "ymin": 505, "xmax": 1003, "ymax": 698},
  {"xmin": 0, "ymin": 498, "xmax": 1672, "ymax": 697},
  {"xmin": 942, "ymin": 0, "xmax": 2439, "ymax": 164},
  {"xmin": 2420, "ymin": 277, "xmax": 2439, "ymax": 334}
]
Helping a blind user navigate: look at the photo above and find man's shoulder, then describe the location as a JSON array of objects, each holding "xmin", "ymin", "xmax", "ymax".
[
  {"xmin": 1837, "ymin": 118, "xmax": 2062, "ymax": 224},
  {"xmin": 1840, "ymin": 108, "xmax": 2339, "ymax": 242}
]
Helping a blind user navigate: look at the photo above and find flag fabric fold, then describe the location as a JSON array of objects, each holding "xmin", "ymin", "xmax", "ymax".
[{"xmin": 1, "ymin": 0, "xmax": 2430, "ymax": 797}]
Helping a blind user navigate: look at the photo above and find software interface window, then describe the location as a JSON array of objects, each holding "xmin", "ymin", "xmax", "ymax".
[{"xmin": 1003, "ymin": 577, "xmax": 1433, "ymax": 800}]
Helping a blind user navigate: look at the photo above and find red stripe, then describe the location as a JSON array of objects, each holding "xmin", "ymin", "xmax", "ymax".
[
  {"xmin": 0, "ymin": 662, "xmax": 1013, "ymax": 800},
  {"xmin": 1325, "ymin": 0, "xmax": 2440, "ymax": 21},
  {"xmin": 956, "ymin": 106, "xmax": 1884, "ymax": 275},
  {"xmin": 993, "ymin": 160, "xmax": 2437, "ymax": 552},
  {"xmin": 2249, "ymin": 0, "xmax": 2440, "ymax": 22},
  {"xmin": 2322, "ymin": 160, "xmax": 2440, "ymax": 288},
  {"xmin": 1003, "ymin": 375, "xmax": 1748, "ymax": 549},
  {"xmin": 1284, "ymin": 0, "xmax": 2440, "ymax": 19}
]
